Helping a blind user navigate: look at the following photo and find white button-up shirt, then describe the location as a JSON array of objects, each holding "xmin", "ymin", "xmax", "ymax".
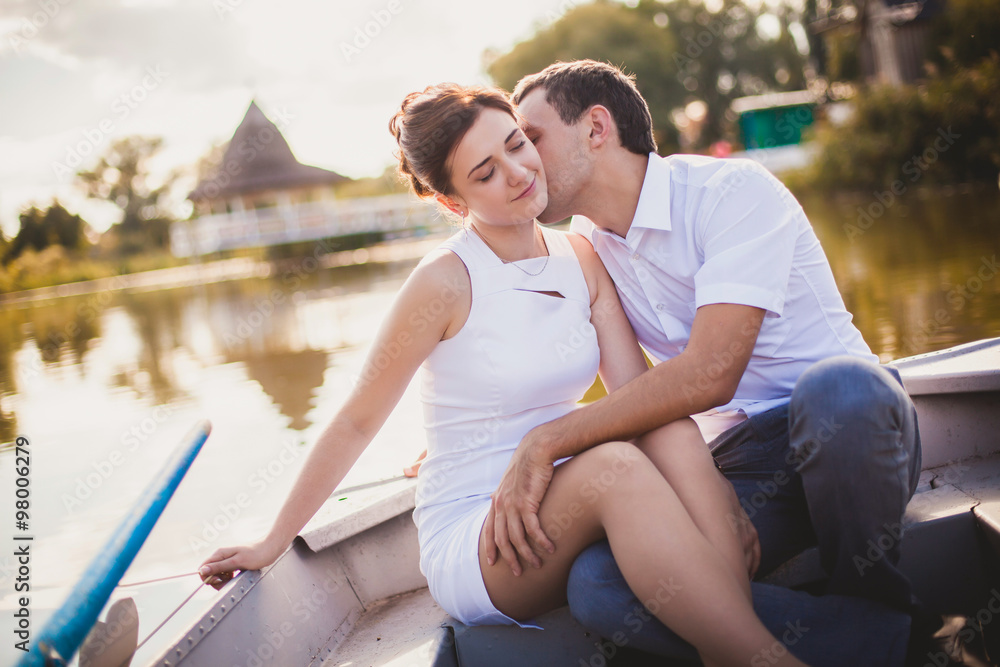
[{"xmin": 571, "ymin": 153, "xmax": 877, "ymax": 441}]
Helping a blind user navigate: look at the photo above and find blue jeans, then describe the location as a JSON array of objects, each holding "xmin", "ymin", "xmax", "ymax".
[{"xmin": 566, "ymin": 356, "xmax": 922, "ymax": 666}]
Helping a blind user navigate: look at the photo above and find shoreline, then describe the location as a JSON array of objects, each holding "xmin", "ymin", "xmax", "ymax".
[{"xmin": 0, "ymin": 233, "xmax": 452, "ymax": 309}]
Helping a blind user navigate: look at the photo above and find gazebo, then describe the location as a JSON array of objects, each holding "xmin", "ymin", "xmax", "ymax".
[
  {"xmin": 173, "ymin": 100, "xmax": 438, "ymax": 258},
  {"xmin": 188, "ymin": 100, "xmax": 349, "ymax": 217}
]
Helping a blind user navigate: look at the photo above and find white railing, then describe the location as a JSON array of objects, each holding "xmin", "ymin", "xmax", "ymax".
[{"xmin": 170, "ymin": 193, "xmax": 444, "ymax": 257}]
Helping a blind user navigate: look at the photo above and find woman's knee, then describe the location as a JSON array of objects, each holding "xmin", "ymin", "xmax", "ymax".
[
  {"xmin": 574, "ymin": 441, "xmax": 648, "ymax": 487},
  {"xmin": 636, "ymin": 418, "xmax": 702, "ymax": 450}
]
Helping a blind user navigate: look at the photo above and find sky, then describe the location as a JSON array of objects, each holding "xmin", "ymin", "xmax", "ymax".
[{"xmin": 0, "ymin": 0, "xmax": 630, "ymax": 235}]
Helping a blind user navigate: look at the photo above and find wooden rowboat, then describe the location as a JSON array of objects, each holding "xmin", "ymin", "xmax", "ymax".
[{"xmin": 88, "ymin": 339, "xmax": 1000, "ymax": 665}]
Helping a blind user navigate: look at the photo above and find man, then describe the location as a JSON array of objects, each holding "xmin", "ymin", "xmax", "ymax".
[{"xmin": 480, "ymin": 59, "xmax": 946, "ymax": 666}]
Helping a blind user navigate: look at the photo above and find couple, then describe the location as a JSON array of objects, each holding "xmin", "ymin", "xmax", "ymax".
[{"xmin": 200, "ymin": 61, "xmax": 925, "ymax": 666}]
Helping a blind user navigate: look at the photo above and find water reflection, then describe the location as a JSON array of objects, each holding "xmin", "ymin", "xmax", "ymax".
[
  {"xmin": 0, "ymin": 192, "xmax": 996, "ymax": 441},
  {"xmin": 0, "ymin": 192, "xmax": 997, "ymax": 443},
  {"xmin": 0, "ymin": 192, "xmax": 996, "ymax": 666},
  {"xmin": 801, "ymin": 188, "xmax": 1000, "ymax": 360}
]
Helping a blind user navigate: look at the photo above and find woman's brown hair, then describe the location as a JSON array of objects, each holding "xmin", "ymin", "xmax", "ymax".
[{"xmin": 389, "ymin": 83, "xmax": 517, "ymax": 199}]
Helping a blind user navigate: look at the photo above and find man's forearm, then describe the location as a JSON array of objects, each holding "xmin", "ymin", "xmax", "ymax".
[{"xmin": 535, "ymin": 351, "xmax": 728, "ymax": 462}]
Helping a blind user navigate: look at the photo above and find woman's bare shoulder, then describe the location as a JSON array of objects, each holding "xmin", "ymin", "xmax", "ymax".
[
  {"xmin": 404, "ymin": 244, "xmax": 471, "ymax": 299},
  {"xmin": 560, "ymin": 229, "xmax": 603, "ymax": 304}
]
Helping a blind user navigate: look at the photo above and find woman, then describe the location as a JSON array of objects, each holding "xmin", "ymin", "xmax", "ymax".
[{"xmin": 199, "ymin": 84, "xmax": 806, "ymax": 667}]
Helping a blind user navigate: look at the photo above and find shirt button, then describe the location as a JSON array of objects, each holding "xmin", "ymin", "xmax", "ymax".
[
  {"xmin": 631, "ymin": 253, "xmax": 639, "ymax": 261},
  {"xmin": 656, "ymin": 303, "xmax": 666, "ymax": 311}
]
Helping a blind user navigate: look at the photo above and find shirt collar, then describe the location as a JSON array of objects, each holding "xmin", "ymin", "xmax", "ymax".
[
  {"xmin": 569, "ymin": 152, "xmax": 672, "ymax": 246},
  {"xmin": 629, "ymin": 152, "xmax": 672, "ymax": 233}
]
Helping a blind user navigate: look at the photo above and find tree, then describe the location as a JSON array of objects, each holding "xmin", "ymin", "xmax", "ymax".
[
  {"xmin": 487, "ymin": 0, "xmax": 810, "ymax": 151},
  {"xmin": 927, "ymin": 0, "xmax": 1000, "ymax": 72},
  {"xmin": 3, "ymin": 201, "xmax": 90, "ymax": 265},
  {"xmin": 77, "ymin": 136, "xmax": 177, "ymax": 254}
]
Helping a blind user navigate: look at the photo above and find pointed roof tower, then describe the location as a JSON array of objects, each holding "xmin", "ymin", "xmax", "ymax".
[{"xmin": 189, "ymin": 100, "xmax": 348, "ymax": 201}]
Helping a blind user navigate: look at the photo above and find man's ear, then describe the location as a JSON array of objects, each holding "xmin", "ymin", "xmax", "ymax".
[
  {"xmin": 585, "ymin": 105, "xmax": 614, "ymax": 149},
  {"xmin": 435, "ymin": 193, "xmax": 468, "ymax": 218}
]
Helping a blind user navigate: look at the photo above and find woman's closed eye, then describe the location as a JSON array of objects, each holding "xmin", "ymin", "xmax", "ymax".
[{"xmin": 477, "ymin": 141, "xmax": 527, "ymax": 182}]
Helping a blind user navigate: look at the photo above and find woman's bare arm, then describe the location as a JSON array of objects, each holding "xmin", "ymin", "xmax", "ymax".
[{"xmin": 199, "ymin": 251, "xmax": 471, "ymax": 585}]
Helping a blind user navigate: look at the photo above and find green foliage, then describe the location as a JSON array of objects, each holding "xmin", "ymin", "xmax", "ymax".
[
  {"xmin": 334, "ymin": 165, "xmax": 409, "ymax": 198},
  {"xmin": 487, "ymin": 0, "xmax": 810, "ymax": 151},
  {"xmin": 0, "ymin": 247, "xmax": 182, "ymax": 294},
  {"xmin": 927, "ymin": 0, "xmax": 1000, "ymax": 72},
  {"xmin": 3, "ymin": 201, "xmax": 90, "ymax": 265},
  {"xmin": 77, "ymin": 135, "xmax": 178, "ymax": 255},
  {"xmin": 803, "ymin": 56, "xmax": 1000, "ymax": 190},
  {"xmin": 823, "ymin": 25, "xmax": 862, "ymax": 82}
]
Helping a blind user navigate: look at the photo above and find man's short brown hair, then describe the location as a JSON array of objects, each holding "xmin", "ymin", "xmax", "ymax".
[{"xmin": 512, "ymin": 60, "xmax": 657, "ymax": 156}]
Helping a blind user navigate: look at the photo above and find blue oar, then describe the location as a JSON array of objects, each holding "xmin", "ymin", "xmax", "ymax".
[{"xmin": 18, "ymin": 419, "xmax": 212, "ymax": 667}]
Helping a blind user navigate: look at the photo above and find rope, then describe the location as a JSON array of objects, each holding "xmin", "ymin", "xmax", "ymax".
[
  {"xmin": 130, "ymin": 582, "xmax": 204, "ymax": 657},
  {"xmin": 103, "ymin": 473, "xmax": 413, "ymax": 661},
  {"xmin": 117, "ymin": 571, "xmax": 200, "ymax": 587},
  {"xmin": 94, "ymin": 572, "xmax": 204, "ymax": 666}
]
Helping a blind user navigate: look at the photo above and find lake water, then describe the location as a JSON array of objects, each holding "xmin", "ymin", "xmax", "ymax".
[{"xmin": 0, "ymin": 187, "xmax": 997, "ymax": 665}]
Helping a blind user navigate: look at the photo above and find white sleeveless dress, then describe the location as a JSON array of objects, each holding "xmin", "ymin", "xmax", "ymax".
[{"xmin": 413, "ymin": 224, "xmax": 600, "ymax": 627}]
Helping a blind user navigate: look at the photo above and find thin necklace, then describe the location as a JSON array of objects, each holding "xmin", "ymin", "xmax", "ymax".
[{"xmin": 470, "ymin": 223, "xmax": 549, "ymax": 277}]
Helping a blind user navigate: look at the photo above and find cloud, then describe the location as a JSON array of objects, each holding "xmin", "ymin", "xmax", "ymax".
[{"xmin": 2, "ymin": 0, "xmax": 268, "ymax": 94}]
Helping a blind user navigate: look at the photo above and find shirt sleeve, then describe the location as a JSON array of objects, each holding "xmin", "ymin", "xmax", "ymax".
[{"xmin": 693, "ymin": 160, "xmax": 801, "ymax": 316}]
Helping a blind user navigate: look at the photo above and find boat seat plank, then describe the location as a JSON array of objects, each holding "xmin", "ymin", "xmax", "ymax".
[
  {"xmin": 319, "ymin": 588, "xmax": 450, "ymax": 667},
  {"xmin": 302, "ymin": 478, "xmax": 417, "ymax": 552}
]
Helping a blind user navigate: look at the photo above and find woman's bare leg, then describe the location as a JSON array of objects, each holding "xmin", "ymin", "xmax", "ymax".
[
  {"xmin": 635, "ymin": 418, "xmax": 752, "ymax": 599},
  {"xmin": 479, "ymin": 441, "xmax": 805, "ymax": 667}
]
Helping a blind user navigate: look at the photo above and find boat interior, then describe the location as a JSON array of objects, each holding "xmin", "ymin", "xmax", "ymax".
[{"xmin": 147, "ymin": 339, "xmax": 1000, "ymax": 666}]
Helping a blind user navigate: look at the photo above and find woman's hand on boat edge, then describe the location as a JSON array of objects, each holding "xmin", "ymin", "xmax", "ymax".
[
  {"xmin": 484, "ymin": 439, "xmax": 556, "ymax": 576},
  {"xmin": 198, "ymin": 541, "xmax": 281, "ymax": 590},
  {"xmin": 403, "ymin": 449, "xmax": 427, "ymax": 477}
]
